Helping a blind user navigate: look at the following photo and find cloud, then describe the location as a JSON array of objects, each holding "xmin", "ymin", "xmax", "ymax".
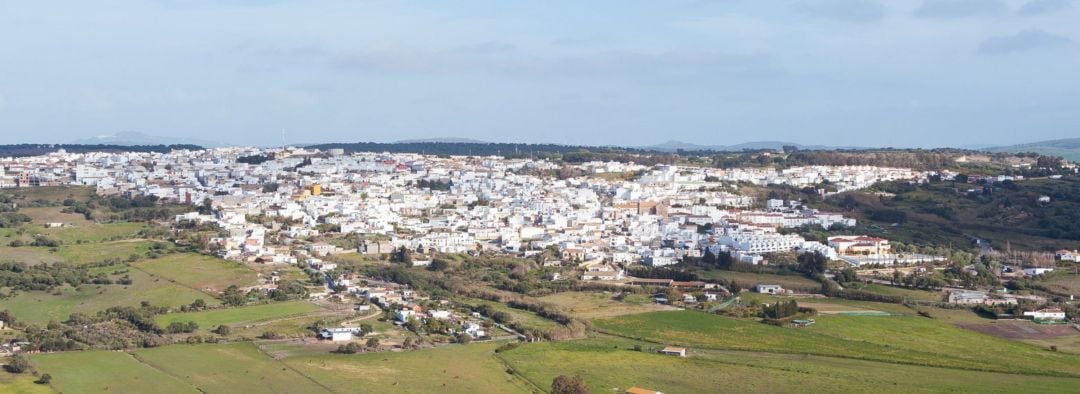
[
  {"xmin": 1017, "ymin": 0, "xmax": 1072, "ymax": 15},
  {"xmin": 977, "ymin": 29, "xmax": 1073, "ymax": 54},
  {"xmin": 915, "ymin": 0, "xmax": 1005, "ymax": 18},
  {"xmin": 794, "ymin": 0, "xmax": 886, "ymax": 23}
]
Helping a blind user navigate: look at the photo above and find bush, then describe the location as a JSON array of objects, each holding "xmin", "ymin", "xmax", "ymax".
[
  {"xmin": 4, "ymin": 354, "xmax": 30, "ymax": 374},
  {"xmin": 35, "ymin": 373, "xmax": 52, "ymax": 384}
]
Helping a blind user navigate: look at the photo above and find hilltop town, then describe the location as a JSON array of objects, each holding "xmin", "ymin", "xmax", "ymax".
[{"xmin": 2, "ymin": 146, "xmax": 1080, "ymax": 393}]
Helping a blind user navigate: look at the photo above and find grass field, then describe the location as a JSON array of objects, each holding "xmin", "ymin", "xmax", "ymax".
[
  {"xmin": 31, "ymin": 350, "xmax": 197, "ymax": 393},
  {"xmin": 857, "ymin": 283, "xmax": 944, "ymax": 302},
  {"xmin": 19, "ymin": 206, "xmax": 92, "ymax": 226},
  {"xmin": 0, "ymin": 370, "xmax": 52, "ymax": 394},
  {"xmin": 538, "ymin": 291, "xmax": 673, "ymax": 320},
  {"xmin": 3, "ymin": 268, "xmax": 219, "ymax": 325},
  {"xmin": 0, "ymin": 186, "xmax": 94, "ymax": 204},
  {"xmin": 155, "ymin": 301, "xmax": 323, "ymax": 330},
  {"xmin": 500, "ymin": 336, "xmax": 1080, "ymax": 393},
  {"xmin": 285, "ymin": 342, "xmax": 532, "ymax": 393},
  {"xmin": 134, "ymin": 253, "xmax": 258, "ymax": 293},
  {"xmin": 0, "ymin": 240, "xmax": 152, "ymax": 266},
  {"xmin": 133, "ymin": 342, "xmax": 328, "ymax": 393},
  {"xmin": 39, "ymin": 222, "xmax": 147, "ymax": 244},
  {"xmin": 694, "ymin": 269, "xmax": 822, "ymax": 292},
  {"xmin": 1043, "ymin": 272, "xmax": 1080, "ymax": 296},
  {"xmin": 594, "ymin": 310, "xmax": 1080, "ymax": 377}
]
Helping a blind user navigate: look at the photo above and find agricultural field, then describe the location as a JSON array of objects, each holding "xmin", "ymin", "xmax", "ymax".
[
  {"xmin": 31, "ymin": 350, "xmax": 197, "ymax": 393},
  {"xmin": 693, "ymin": 269, "xmax": 822, "ymax": 292},
  {"xmin": 133, "ymin": 342, "xmax": 328, "ymax": 393},
  {"xmin": 2, "ymin": 267, "xmax": 218, "ymax": 325},
  {"xmin": 1043, "ymin": 272, "xmax": 1080, "ymax": 296},
  {"xmin": 0, "ymin": 240, "xmax": 152, "ymax": 266},
  {"xmin": 538, "ymin": 291, "xmax": 673, "ymax": 320},
  {"xmin": 18, "ymin": 206, "xmax": 91, "ymax": 226},
  {"xmin": 854, "ymin": 283, "xmax": 944, "ymax": 302},
  {"xmin": 133, "ymin": 253, "xmax": 258, "ymax": 293},
  {"xmin": 284, "ymin": 341, "xmax": 532, "ymax": 393},
  {"xmin": 0, "ymin": 186, "xmax": 94, "ymax": 204},
  {"xmin": 595, "ymin": 310, "xmax": 1080, "ymax": 377},
  {"xmin": 500, "ymin": 336, "xmax": 1080, "ymax": 393},
  {"xmin": 0, "ymin": 369, "xmax": 52, "ymax": 394},
  {"xmin": 155, "ymin": 301, "xmax": 324, "ymax": 330}
]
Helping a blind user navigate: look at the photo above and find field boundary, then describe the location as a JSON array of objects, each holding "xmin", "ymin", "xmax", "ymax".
[
  {"xmin": 125, "ymin": 351, "xmax": 207, "ymax": 393},
  {"xmin": 492, "ymin": 351, "xmax": 546, "ymax": 393},
  {"xmin": 250, "ymin": 341, "xmax": 337, "ymax": 393}
]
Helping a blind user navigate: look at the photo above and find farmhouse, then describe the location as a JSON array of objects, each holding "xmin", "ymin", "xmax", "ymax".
[
  {"xmin": 1055, "ymin": 250, "xmax": 1080, "ymax": 262},
  {"xmin": 319, "ymin": 327, "xmax": 359, "ymax": 341},
  {"xmin": 1022, "ymin": 267, "xmax": 1054, "ymax": 276},
  {"xmin": 755, "ymin": 284, "xmax": 784, "ymax": 295},
  {"xmin": 660, "ymin": 346, "xmax": 687, "ymax": 357},
  {"xmin": 1024, "ymin": 308, "xmax": 1066, "ymax": 321}
]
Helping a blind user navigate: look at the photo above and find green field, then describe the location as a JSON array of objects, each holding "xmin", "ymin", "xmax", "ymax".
[
  {"xmin": 0, "ymin": 240, "xmax": 152, "ymax": 266},
  {"xmin": 856, "ymin": 283, "xmax": 944, "ymax": 302},
  {"xmin": 133, "ymin": 342, "xmax": 328, "ymax": 393},
  {"xmin": 538, "ymin": 291, "xmax": 673, "ymax": 320},
  {"xmin": 1043, "ymin": 273, "xmax": 1080, "ymax": 296},
  {"xmin": 694, "ymin": 269, "xmax": 822, "ymax": 292},
  {"xmin": 31, "ymin": 350, "xmax": 197, "ymax": 393},
  {"xmin": 501, "ymin": 336, "xmax": 1080, "ymax": 393},
  {"xmin": 156, "ymin": 301, "xmax": 323, "ymax": 330},
  {"xmin": 3, "ymin": 267, "xmax": 218, "ymax": 325},
  {"xmin": 134, "ymin": 253, "xmax": 258, "ymax": 293},
  {"xmin": 0, "ymin": 370, "xmax": 52, "ymax": 394},
  {"xmin": 285, "ymin": 341, "xmax": 532, "ymax": 393},
  {"xmin": 594, "ymin": 310, "xmax": 1080, "ymax": 377}
]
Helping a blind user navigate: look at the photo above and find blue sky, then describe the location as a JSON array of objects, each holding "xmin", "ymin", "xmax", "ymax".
[{"xmin": 0, "ymin": 0, "xmax": 1077, "ymax": 147}]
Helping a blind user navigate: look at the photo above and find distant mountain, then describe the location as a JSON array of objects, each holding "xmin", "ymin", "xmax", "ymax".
[
  {"xmin": 643, "ymin": 140, "xmax": 844, "ymax": 152},
  {"xmin": 985, "ymin": 138, "xmax": 1080, "ymax": 161},
  {"xmin": 71, "ymin": 131, "xmax": 222, "ymax": 147},
  {"xmin": 395, "ymin": 138, "xmax": 488, "ymax": 144}
]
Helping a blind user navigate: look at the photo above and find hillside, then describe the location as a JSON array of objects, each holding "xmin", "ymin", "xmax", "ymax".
[
  {"xmin": 986, "ymin": 138, "xmax": 1080, "ymax": 161},
  {"xmin": 809, "ymin": 176, "xmax": 1080, "ymax": 251}
]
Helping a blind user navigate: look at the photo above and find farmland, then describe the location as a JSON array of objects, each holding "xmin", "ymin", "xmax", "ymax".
[
  {"xmin": 133, "ymin": 342, "xmax": 328, "ymax": 393},
  {"xmin": 155, "ymin": 301, "xmax": 324, "ymax": 330},
  {"xmin": 284, "ymin": 341, "xmax": 532, "ymax": 393},
  {"xmin": 594, "ymin": 310, "xmax": 1080, "ymax": 377},
  {"xmin": 537, "ymin": 291, "xmax": 673, "ymax": 320},
  {"xmin": 133, "ymin": 253, "xmax": 258, "ymax": 293},
  {"xmin": 500, "ymin": 336, "xmax": 1080, "ymax": 393},
  {"xmin": 2, "ymin": 266, "xmax": 218, "ymax": 325},
  {"xmin": 31, "ymin": 350, "xmax": 197, "ymax": 393}
]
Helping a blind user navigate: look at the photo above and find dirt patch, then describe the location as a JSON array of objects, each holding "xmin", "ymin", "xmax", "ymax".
[{"xmin": 959, "ymin": 321, "xmax": 1078, "ymax": 340}]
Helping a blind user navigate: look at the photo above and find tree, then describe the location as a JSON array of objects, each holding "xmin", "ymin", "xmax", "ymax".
[
  {"xmin": 551, "ymin": 375, "xmax": 591, "ymax": 394},
  {"xmin": 35, "ymin": 373, "xmax": 52, "ymax": 384},
  {"xmin": 4, "ymin": 354, "xmax": 30, "ymax": 373},
  {"xmin": 213, "ymin": 325, "xmax": 231, "ymax": 335},
  {"xmin": 796, "ymin": 252, "xmax": 827, "ymax": 275},
  {"xmin": 366, "ymin": 337, "xmax": 380, "ymax": 349},
  {"xmin": 456, "ymin": 333, "xmax": 473, "ymax": 344}
]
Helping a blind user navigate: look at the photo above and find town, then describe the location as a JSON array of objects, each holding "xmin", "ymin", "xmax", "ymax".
[{"xmin": 2, "ymin": 145, "xmax": 1079, "ymax": 393}]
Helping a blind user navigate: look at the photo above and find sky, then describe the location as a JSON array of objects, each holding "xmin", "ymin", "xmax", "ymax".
[{"xmin": 0, "ymin": 0, "xmax": 1078, "ymax": 148}]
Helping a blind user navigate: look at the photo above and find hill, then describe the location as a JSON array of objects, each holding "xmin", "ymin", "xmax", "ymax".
[
  {"xmin": 805, "ymin": 176, "xmax": 1080, "ymax": 251},
  {"xmin": 986, "ymin": 138, "xmax": 1080, "ymax": 161}
]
